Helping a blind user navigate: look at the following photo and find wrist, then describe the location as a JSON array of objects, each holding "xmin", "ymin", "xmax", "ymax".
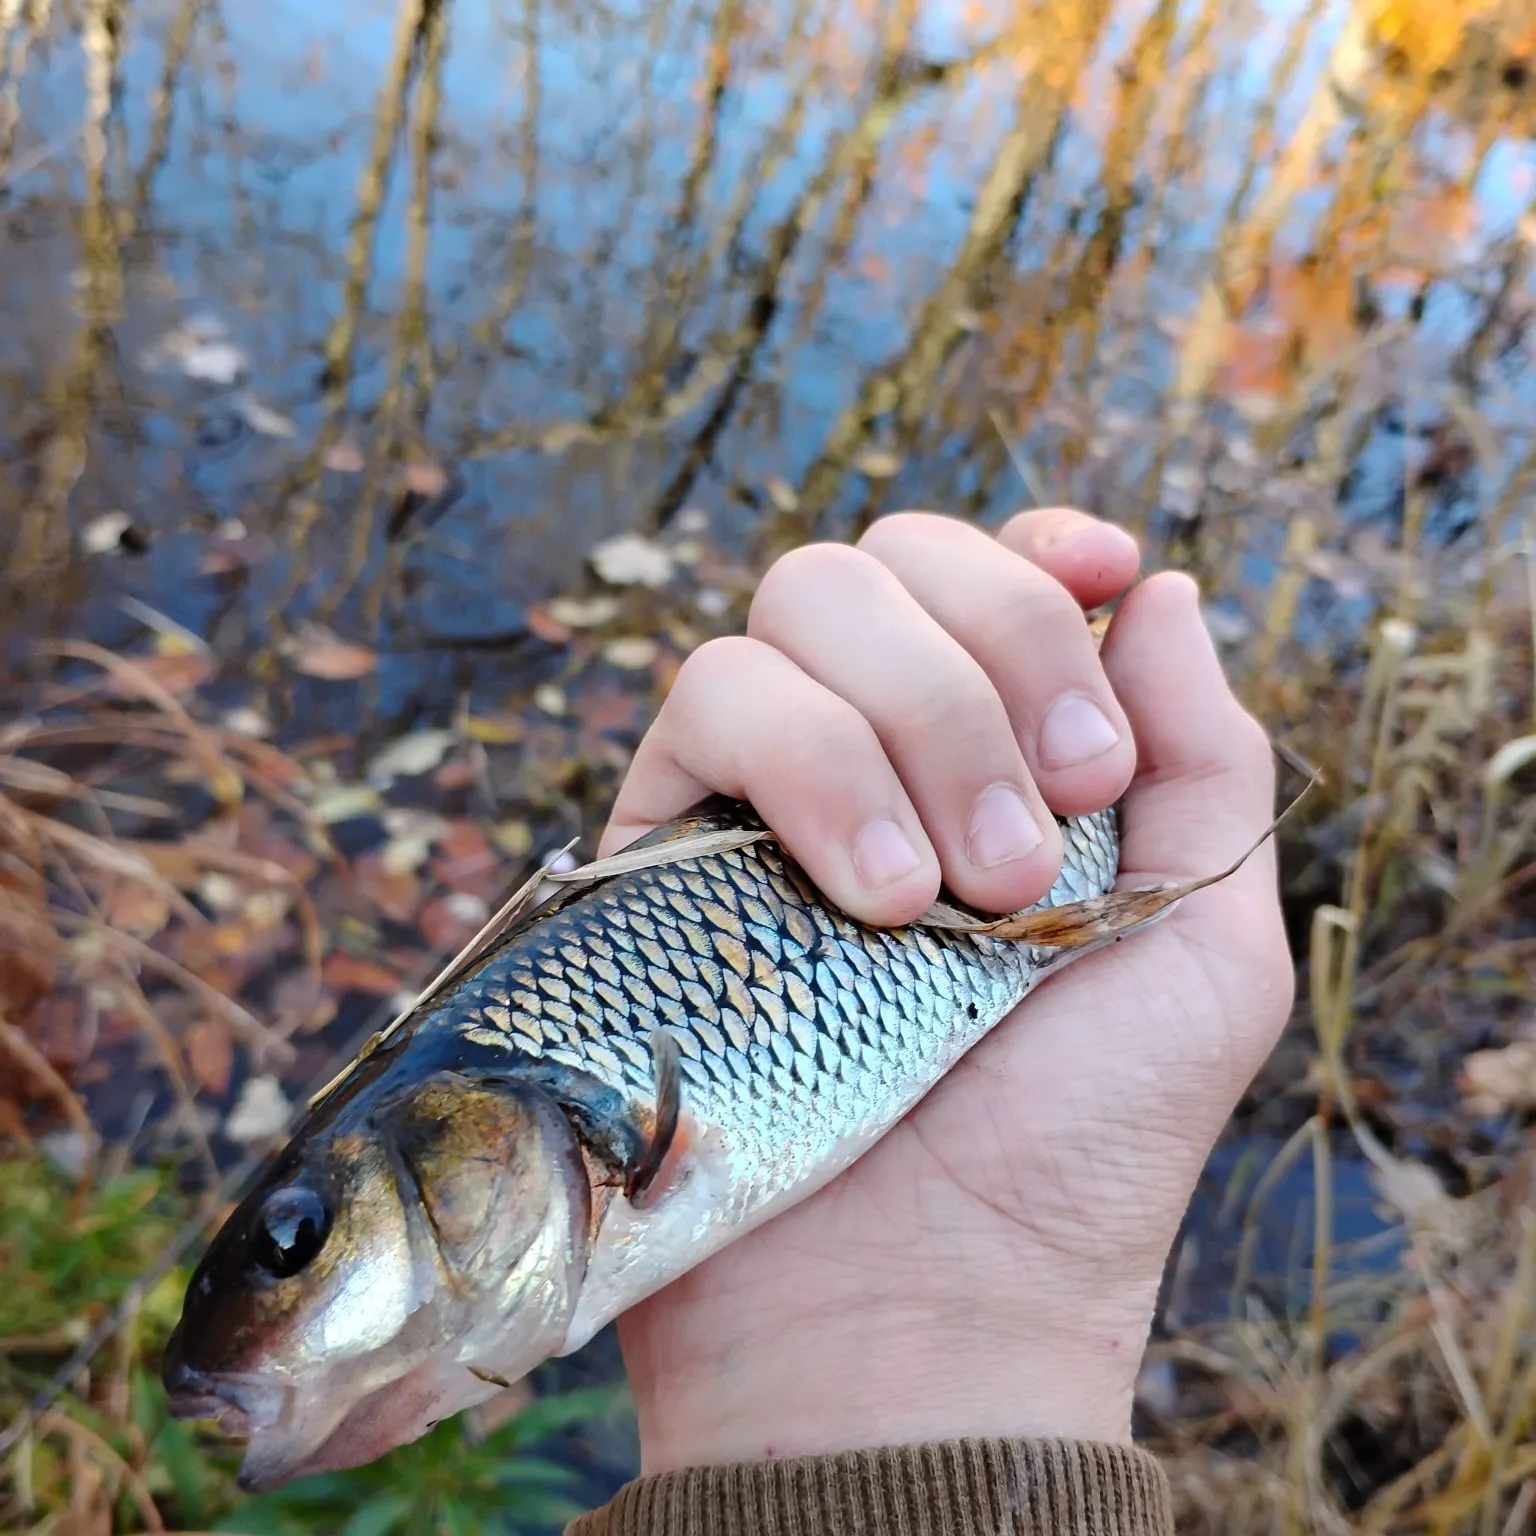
[{"xmin": 620, "ymin": 1287, "xmax": 1152, "ymax": 1475}]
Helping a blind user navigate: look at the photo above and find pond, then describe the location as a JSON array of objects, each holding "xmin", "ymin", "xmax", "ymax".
[{"xmin": 3, "ymin": 0, "xmax": 1535, "ymax": 1530}]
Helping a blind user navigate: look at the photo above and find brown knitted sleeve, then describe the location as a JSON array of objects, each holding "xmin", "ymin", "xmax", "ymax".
[{"xmin": 566, "ymin": 1438, "xmax": 1175, "ymax": 1536}]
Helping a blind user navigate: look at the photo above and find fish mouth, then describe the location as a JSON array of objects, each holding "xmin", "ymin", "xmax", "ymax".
[{"xmin": 162, "ymin": 1363, "xmax": 287, "ymax": 1446}]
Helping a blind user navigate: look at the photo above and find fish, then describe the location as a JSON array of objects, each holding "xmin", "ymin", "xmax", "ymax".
[{"xmin": 162, "ymin": 794, "xmax": 1128, "ymax": 1491}]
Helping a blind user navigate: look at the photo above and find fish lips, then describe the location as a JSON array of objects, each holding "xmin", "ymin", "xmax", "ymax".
[{"xmin": 162, "ymin": 1360, "xmax": 288, "ymax": 1448}]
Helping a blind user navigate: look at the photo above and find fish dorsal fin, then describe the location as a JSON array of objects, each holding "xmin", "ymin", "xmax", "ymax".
[{"xmin": 308, "ymin": 801, "xmax": 770, "ymax": 1109}]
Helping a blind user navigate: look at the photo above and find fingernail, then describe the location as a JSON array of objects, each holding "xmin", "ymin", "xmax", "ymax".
[
  {"xmin": 966, "ymin": 784, "xmax": 1044, "ymax": 868},
  {"xmin": 853, "ymin": 818, "xmax": 922, "ymax": 890},
  {"xmin": 1038, "ymin": 693, "xmax": 1119, "ymax": 770}
]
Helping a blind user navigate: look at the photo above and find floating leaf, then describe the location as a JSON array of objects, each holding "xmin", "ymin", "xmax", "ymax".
[
  {"xmin": 312, "ymin": 783, "xmax": 384, "ymax": 824},
  {"xmin": 367, "ymin": 728, "xmax": 456, "ymax": 786},
  {"xmin": 104, "ymin": 652, "xmax": 215, "ymax": 699},
  {"xmin": 292, "ymin": 625, "xmax": 378, "ymax": 681},
  {"xmin": 852, "ymin": 446, "xmax": 903, "ymax": 478},
  {"xmin": 602, "ymin": 637, "xmax": 659, "ymax": 670},
  {"xmin": 765, "ymin": 475, "xmax": 799, "ymax": 512},
  {"xmin": 353, "ymin": 850, "xmax": 421, "ymax": 923},
  {"xmin": 322, "ymin": 952, "xmax": 405, "ymax": 997},
  {"xmin": 323, "ymin": 437, "xmax": 366, "ymax": 472},
  {"xmin": 225, "ymin": 1075, "xmax": 292, "ymax": 1143},
  {"xmin": 233, "ymin": 390, "xmax": 298, "ymax": 439},
  {"xmin": 545, "ymin": 595, "xmax": 621, "ymax": 628},
  {"xmin": 462, "ymin": 712, "xmax": 524, "ymax": 744},
  {"xmin": 1461, "ymin": 1039, "xmax": 1536, "ymax": 1115},
  {"xmin": 403, "ymin": 457, "xmax": 449, "ymax": 497},
  {"xmin": 590, "ymin": 533, "xmax": 675, "ymax": 588},
  {"xmin": 187, "ymin": 1020, "xmax": 234, "ymax": 1095}
]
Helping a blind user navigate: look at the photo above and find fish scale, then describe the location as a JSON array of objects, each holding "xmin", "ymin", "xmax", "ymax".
[{"xmin": 441, "ymin": 800, "xmax": 1120, "ymax": 1222}]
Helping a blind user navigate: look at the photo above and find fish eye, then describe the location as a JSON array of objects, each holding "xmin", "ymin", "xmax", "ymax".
[{"xmin": 251, "ymin": 1185, "xmax": 330, "ymax": 1279}]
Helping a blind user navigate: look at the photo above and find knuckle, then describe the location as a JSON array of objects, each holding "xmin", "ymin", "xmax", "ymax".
[
  {"xmin": 749, "ymin": 541, "xmax": 883, "ymax": 627},
  {"xmin": 857, "ymin": 511, "xmax": 958, "ymax": 559}
]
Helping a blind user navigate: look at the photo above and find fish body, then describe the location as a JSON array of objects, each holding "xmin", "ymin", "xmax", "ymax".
[{"xmin": 164, "ymin": 796, "xmax": 1120, "ymax": 1489}]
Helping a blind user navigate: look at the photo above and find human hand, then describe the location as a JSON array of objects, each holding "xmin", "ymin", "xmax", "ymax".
[{"xmin": 597, "ymin": 510, "xmax": 1293, "ymax": 1473}]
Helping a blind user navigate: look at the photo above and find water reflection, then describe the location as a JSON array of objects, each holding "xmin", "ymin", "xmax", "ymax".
[{"xmin": 4, "ymin": 0, "xmax": 1533, "ymax": 697}]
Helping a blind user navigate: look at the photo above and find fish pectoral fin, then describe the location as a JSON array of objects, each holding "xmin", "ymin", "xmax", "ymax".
[{"xmin": 624, "ymin": 1029, "xmax": 682, "ymax": 1210}]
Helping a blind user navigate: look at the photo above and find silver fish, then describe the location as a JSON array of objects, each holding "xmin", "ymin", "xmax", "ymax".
[{"xmin": 163, "ymin": 795, "xmax": 1122, "ymax": 1490}]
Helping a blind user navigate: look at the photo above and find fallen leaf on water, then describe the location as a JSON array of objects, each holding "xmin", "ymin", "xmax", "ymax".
[
  {"xmin": 852, "ymin": 446, "xmax": 903, "ymax": 478},
  {"xmin": 99, "ymin": 876, "xmax": 172, "ymax": 936},
  {"xmin": 354, "ymin": 850, "xmax": 421, "ymax": 923},
  {"xmin": 591, "ymin": 532, "xmax": 675, "ymax": 588},
  {"xmin": 462, "ymin": 712, "xmax": 524, "ymax": 745},
  {"xmin": 222, "ymin": 705, "xmax": 272, "ymax": 738},
  {"xmin": 545, "ymin": 595, "xmax": 621, "ymax": 628},
  {"xmin": 322, "ymin": 951, "xmax": 405, "ymax": 997},
  {"xmin": 419, "ymin": 893, "xmax": 488, "ymax": 950},
  {"xmin": 603, "ymin": 637, "xmax": 659, "ymax": 670},
  {"xmin": 323, "ymin": 437, "xmax": 366, "ymax": 473},
  {"xmin": 233, "ymin": 390, "xmax": 298, "ymax": 439},
  {"xmin": 1461, "ymin": 1039, "xmax": 1536, "ymax": 1115},
  {"xmin": 403, "ymin": 457, "xmax": 449, "ymax": 497},
  {"xmin": 311, "ymin": 782, "xmax": 384, "ymax": 824},
  {"xmin": 525, "ymin": 604, "xmax": 572, "ymax": 644},
  {"xmin": 225, "ymin": 1075, "xmax": 291, "ymax": 1143},
  {"xmin": 490, "ymin": 819, "xmax": 533, "ymax": 857},
  {"xmin": 187, "ymin": 1020, "xmax": 234, "ymax": 1095},
  {"xmin": 291, "ymin": 624, "xmax": 378, "ymax": 681},
  {"xmin": 380, "ymin": 833, "xmax": 433, "ymax": 876},
  {"xmin": 367, "ymin": 728, "xmax": 456, "ymax": 786},
  {"xmin": 765, "ymin": 475, "xmax": 799, "ymax": 513},
  {"xmin": 105, "ymin": 652, "xmax": 215, "ymax": 698},
  {"xmin": 434, "ymin": 758, "xmax": 478, "ymax": 790}
]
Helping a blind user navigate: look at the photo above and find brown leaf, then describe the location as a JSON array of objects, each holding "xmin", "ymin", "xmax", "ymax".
[
  {"xmin": 525, "ymin": 604, "xmax": 573, "ymax": 644},
  {"xmin": 433, "ymin": 758, "xmax": 478, "ymax": 790},
  {"xmin": 353, "ymin": 850, "xmax": 421, "ymax": 923},
  {"xmin": 187, "ymin": 1019, "xmax": 234, "ymax": 1095},
  {"xmin": 323, "ymin": 436, "xmax": 365, "ymax": 473},
  {"xmin": 403, "ymin": 457, "xmax": 449, "ymax": 497},
  {"xmin": 292, "ymin": 625, "xmax": 378, "ymax": 681},
  {"xmin": 432, "ymin": 819, "xmax": 499, "ymax": 895},
  {"xmin": 0, "ymin": 885, "xmax": 61, "ymax": 1016},
  {"xmin": 99, "ymin": 875, "xmax": 172, "ymax": 936},
  {"xmin": 322, "ymin": 951, "xmax": 405, "ymax": 997},
  {"xmin": 105, "ymin": 652, "xmax": 215, "ymax": 698},
  {"xmin": 419, "ymin": 895, "xmax": 481, "ymax": 952}
]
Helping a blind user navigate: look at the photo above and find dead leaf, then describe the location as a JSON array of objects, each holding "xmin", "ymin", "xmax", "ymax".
[
  {"xmin": 1461, "ymin": 1040, "xmax": 1536, "ymax": 1115},
  {"xmin": 545, "ymin": 595, "xmax": 621, "ymax": 628},
  {"xmin": 99, "ymin": 876, "xmax": 172, "ymax": 936},
  {"xmin": 322, "ymin": 951, "xmax": 405, "ymax": 997},
  {"xmin": 602, "ymin": 637, "xmax": 659, "ymax": 670},
  {"xmin": 291, "ymin": 624, "xmax": 378, "ymax": 681},
  {"xmin": 225, "ymin": 1075, "xmax": 291, "ymax": 1143},
  {"xmin": 420, "ymin": 894, "xmax": 485, "ymax": 951},
  {"xmin": 323, "ymin": 437, "xmax": 366, "ymax": 473},
  {"xmin": 368, "ymin": 728, "xmax": 456, "ymax": 786},
  {"xmin": 462, "ymin": 712, "xmax": 524, "ymax": 745},
  {"xmin": 591, "ymin": 533, "xmax": 675, "ymax": 588},
  {"xmin": 525, "ymin": 604, "xmax": 572, "ymax": 644},
  {"xmin": 105, "ymin": 652, "xmax": 215, "ymax": 698},
  {"xmin": 403, "ymin": 457, "xmax": 449, "ymax": 497},
  {"xmin": 187, "ymin": 1020, "xmax": 234, "ymax": 1095},
  {"xmin": 353, "ymin": 850, "xmax": 421, "ymax": 923}
]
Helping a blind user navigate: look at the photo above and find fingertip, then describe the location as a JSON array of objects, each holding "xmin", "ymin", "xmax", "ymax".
[{"xmin": 998, "ymin": 509, "xmax": 1141, "ymax": 608}]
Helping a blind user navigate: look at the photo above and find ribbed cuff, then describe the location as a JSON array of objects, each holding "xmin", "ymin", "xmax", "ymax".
[{"xmin": 567, "ymin": 1437, "xmax": 1174, "ymax": 1536}]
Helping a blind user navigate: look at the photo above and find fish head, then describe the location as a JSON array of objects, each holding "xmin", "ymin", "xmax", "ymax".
[{"xmin": 163, "ymin": 1068, "xmax": 592, "ymax": 1491}]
